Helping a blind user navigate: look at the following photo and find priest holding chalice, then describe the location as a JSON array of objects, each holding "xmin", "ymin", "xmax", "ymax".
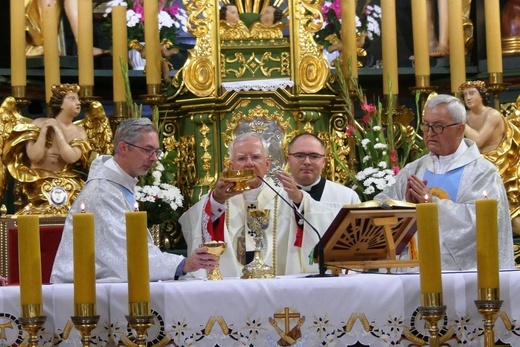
[{"xmin": 180, "ymin": 132, "xmax": 358, "ymax": 278}]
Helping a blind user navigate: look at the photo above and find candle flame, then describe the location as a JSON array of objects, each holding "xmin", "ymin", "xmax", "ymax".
[
  {"xmin": 24, "ymin": 205, "xmax": 30, "ymax": 215},
  {"xmin": 134, "ymin": 202, "xmax": 139, "ymax": 211},
  {"xmin": 80, "ymin": 203, "xmax": 86, "ymax": 213},
  {"xmin": 424, "ymin": 194, "xmax": 429, "ymax": 203},
  {"xmin": 483, "ymin": 190, "xmax": 488, "ymax": 199}
]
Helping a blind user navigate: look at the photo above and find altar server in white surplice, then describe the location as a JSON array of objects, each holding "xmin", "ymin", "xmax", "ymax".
[
  {"xmin": 274, "ymin": 133, "xmax": 360, "ymax": 249},
  {"xmin": 180, "ymin": 132, "xmax": 359, "ymax": 278},
  {"xmin": 375, "ymin": 94, "xmax": 515, "ymax": 271}
]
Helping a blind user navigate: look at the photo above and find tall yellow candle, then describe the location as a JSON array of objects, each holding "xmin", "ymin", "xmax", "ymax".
[
  {"xmin": 416, "ymin": 202, "xmax": 442, "ymax": 296},
  {"xmin": 448, "ymin": 0, "xmax": 465, "ymax": 94},
  {"xmin": 18, "ymin": 215, "xmax": 43, "ymax": 308},
  {"xmin": 381, "ymin": 0, "xmax": 399, "ymax": 95},
  {"xmin": 10, "ymin": 0, "xmax": 26, "ymax": 88},
  {"xmin": 476, "ymin": 198, "xmax": 499, "ymax": 291},
  {"xmin": 78, "ymin": 0, "xmax": 94, "ymax": 87},
  {"xmin": 73, "ymin": 210, "xmax": 96, "ymax": 313},
  {"xmin": 411, "ymin": 0, "xmax": 430, "ymax": 76},
  {"xmin": 341, "ymin": 0, "xmax": 358, "ymax": 79},
  {"xmin": 43, "ymin": 4, "xmax": 61, "ymax": 103},
  {"xmin": 126, "ymin": 211, "xmax": 150, "ymax": 304},
  {"xmin": 484, "ymin": 0, "xmax": 502, "ymax": 75},
  {"xmin": 144, "ymin": 0, "xmax": 161, "ymax": 85},
  {"xmin": 112, "ymin": 5, "xmax": 128, "ymax": 102}
]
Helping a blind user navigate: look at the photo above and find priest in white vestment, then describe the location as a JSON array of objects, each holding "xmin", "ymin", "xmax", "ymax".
[
  {"xmin": 51, "ymin": 118, "xmax": 218, "ymax": 283},
  {"xmin": 180, "ymin": 132, "xmax": 359, "ymax": 278},
  {"xmin": 375, "ymin": 94, "xmax": 515, "ymax": 271}
]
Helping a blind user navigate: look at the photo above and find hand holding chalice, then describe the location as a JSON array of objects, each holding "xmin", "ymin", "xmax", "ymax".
[{"xmin": 200, "ymin": 241, "xmax": 227, "ymax": 280}]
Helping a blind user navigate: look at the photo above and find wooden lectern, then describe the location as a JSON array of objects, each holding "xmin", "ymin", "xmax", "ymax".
[{"xmin": 315, "ymin": 200, "xmax": 418, "ymax": 271}]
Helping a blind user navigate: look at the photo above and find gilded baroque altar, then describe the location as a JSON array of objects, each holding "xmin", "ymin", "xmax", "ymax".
[{"xmin": 161, "ymin": 0, "xmax": 361, "ymax": 205}]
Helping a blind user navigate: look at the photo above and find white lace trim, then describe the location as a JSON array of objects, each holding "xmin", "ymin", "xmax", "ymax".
[
  {"xmin": 201, "ymin": 195, "xmax": 213, "ymax": 243},
  {"xmin": 221, "ymin": 78, "xmax": 294, "ymax": 92}
]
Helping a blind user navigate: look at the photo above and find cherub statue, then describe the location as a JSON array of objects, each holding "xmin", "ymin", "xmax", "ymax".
[
  {"xmin": 460, "ymin": 80, "xmax": 520, "ymax": 234},
  {"xmin": 0, "ymin": 84, "xmax": 113, "ymax": 214},
  {"xmin": 129, "ymin": 39, "xmax": 179, "ymax": 83},
  {"xmin": 250, "ymin": 6, "xmax": 284, "ymax": 39},
  {"xmin": 219, "ymin": 4, "xmax": 250, "ymax": 40}
]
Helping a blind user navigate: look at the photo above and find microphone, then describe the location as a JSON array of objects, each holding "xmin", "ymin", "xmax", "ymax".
[{"xmin": 257, "ymin": 176, "xmax": 335, "ymax": 278}]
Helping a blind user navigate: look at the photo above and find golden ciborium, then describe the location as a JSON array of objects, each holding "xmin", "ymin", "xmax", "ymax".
[
  {"xmin": 221, "ymin": 169, "xmax": 256, "ymax": 193},
  {"xmin": 200, "ymin": 241, "xmax": 227, "ymax": 280},
  {"xmin": 241, "ymin": 209, "xmax": 275, "ymax": 279}
]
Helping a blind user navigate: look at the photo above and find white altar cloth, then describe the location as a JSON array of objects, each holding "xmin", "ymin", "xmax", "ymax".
[{"xmin": 1, "ymin": 271, "xmax": 520, "ymax": 346}]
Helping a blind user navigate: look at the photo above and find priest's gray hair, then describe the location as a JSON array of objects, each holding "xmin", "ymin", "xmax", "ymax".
[
  {"xmin": 228, "ymin": 132, "xmax": 269, "ymax": 157},
  {"xmin": 424, "ymin": 94, "xmax": 467, "ymax": 123},
  {"xmin": 113, "ymin": 118, "xmax": 158, "ymax": 154}
]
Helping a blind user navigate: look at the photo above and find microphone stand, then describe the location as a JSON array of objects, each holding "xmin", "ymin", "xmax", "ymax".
[{"xmin": 258, "ymin": 176, "xmax": 335, "ymax": 278}]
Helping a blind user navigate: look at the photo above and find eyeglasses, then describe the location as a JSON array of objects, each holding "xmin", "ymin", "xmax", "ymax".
[
  {"xmin": 420, "ymin": 122, "xmax": 461, "ymax": 134},
  {"xmin": 289, "ymin": 152, "xmax": 326, "ymax": 162},
  {"xmin": 233, "ymin": 154, "xmax": 266, "ymax": 164},
  {"xmin": 124, "ymin": 141, "xmax": 164, "ymax": 158}
]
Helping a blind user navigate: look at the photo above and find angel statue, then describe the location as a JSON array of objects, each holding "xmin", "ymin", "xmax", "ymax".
[{"xmin": 0, "ymin": 84, "xmax": 113, "ymax": 215}]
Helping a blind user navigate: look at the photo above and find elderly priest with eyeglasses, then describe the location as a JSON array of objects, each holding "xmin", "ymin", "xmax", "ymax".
[
  {"xmin": 180, "ymin": 132, "xmax": 359, "ymax": 278},
  {"xmin": 374, "ymin": 94, "xmax": 515, "ymax": 271}
]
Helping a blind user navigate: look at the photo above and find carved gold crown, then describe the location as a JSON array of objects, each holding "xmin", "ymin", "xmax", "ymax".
[
  {"xmin": 458, "ymin": 80, "xmax": 487, "ymax": 93},
  {"xmin": 51, "ymin": 83, "xmax": 81, "ymax": 96}
]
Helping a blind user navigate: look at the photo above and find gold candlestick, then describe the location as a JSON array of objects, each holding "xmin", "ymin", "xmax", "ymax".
[
  {"xmin": 417, "ymin": 293, "xmax": 446, "ymax": 347},
  {"xmin": 126, "ymin": 302, "xmax": 154, "ymax": 347},
  {"xmin": 487, "ymin": 72, "xmax": 509, "ymax": 111},
  {"xmin": 475, "ymin": 288, "xmax": 502, "ymax": 347},
  {"xmin": 409, "ymin": 75, "xmax": 438, "ymax": 118},
  {"xmin": 11, "ymin": 86, "xmax": 32, "ymax": 107},
  {"xmin": 79, "ymin": 85, "xmax": 100, "ymax": 104},
  {"xmin": 20, "ymin": 304, "xmax": 46, "ymax": 347},
  {"xmin": 140, "ymin": 84, "xmax": 167, "ymax": 105},
  {"xmin": 71, "ymin": 303, "xmax": 99, "ymax": 347}
]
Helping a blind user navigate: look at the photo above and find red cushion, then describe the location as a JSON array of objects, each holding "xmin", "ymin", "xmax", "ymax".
[{"xmin": 8, "ymin": 225, "xmax": 64, "ymax": 285}]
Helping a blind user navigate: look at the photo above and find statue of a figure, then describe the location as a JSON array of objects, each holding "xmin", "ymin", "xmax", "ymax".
[
  {"xmin": 1, "ymin": 84, "xmax": 113, "ymax": 214},
  {"xmin": 250, "ymin": 6, "xmax": 284, "ymax": 39},
  {"xmin": 460, "ymin": 80, "xmax": 520, "ymax": 234},
  {"xmin": 426, "ymin": 0, "xmax": 473, "ymax": 57},
  {"xmin": 219, "ymin": 4, "xmax": 250, "ymax": 40},
  {"xmin": 25, "ymin": 0, "xmax": 105, "ymax": 56}
]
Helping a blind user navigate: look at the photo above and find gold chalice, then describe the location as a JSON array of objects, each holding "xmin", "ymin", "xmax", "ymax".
[
  {"xmin": 221, "ymin": 169, "xmax": 256, "ymax": 193},
  {"xmin": 241, "ymin": 209, "xmax": 275, "ymax": 279},
  {"xmin": 200, "ymin": 241, "xmax": 227, "ymax": 280}
]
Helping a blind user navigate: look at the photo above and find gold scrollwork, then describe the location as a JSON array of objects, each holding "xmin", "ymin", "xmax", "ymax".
[
  {"xmin": 298, "ymin": 55, "xmax": 329, "ymax": 94},
  {"xmin": 184, "ymin": 57, "xmax": 216, "ymax": 97},
  {"xmin": 223, "ymin": 53, "xmax": 247, "ymax": 78}
]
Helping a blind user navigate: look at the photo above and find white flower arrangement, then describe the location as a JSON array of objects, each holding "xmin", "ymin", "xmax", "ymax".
[
  {"xmin": 134, "ymin": 158, "xmax": 183, "ymax": 228},
  {"xmin": 102, "ymin": 0, "xmax": 188, "ymax": 45}
]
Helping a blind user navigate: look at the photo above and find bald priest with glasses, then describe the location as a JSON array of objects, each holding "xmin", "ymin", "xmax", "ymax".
[{"xmin": 374, "ymin": 94, "xmax": 515, "ymax": 271}]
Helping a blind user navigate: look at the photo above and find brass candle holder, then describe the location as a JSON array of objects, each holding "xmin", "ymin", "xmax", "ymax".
[
  {"xmin": 79, "ymin": 85, "xmax": 101, "ymax": 104},
  {"xmin": 19, "ymin": 304, "xmax": 47, "ymax": 347},
  {"xmin": 11, "ymin": 86, "xmax": 32, "ymax": 107},
  {"xmin": 140, "ymin": 84, "xmax": 167, "ymax": 105},
  {"xmin": 475, "ymin": 288, "xmax": 502, "ymax": 347},
  {"xmin": 126, "ymin": 302, "xmax": 154, "ymax": 347},
  {"xmin": 417, "ymin": 293, "xmax": 446, "ymax": 347},
  {"xmin": 71, "ymin": 303, "xmax": 100, "ymax": 347}
]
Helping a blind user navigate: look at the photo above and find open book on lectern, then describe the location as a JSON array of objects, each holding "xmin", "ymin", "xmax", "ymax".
[{"xmin": 314, "ymin": 199, "xmax": 417, "ymax": 264}]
